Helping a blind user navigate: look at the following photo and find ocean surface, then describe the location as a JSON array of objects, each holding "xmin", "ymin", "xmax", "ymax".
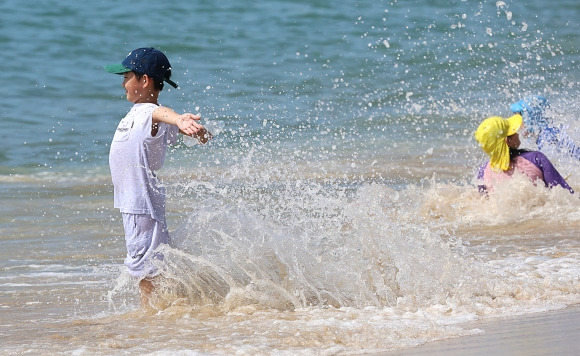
[{"xmin": 2, "ymin": 0, "xmax": 580, "ymax": 354}]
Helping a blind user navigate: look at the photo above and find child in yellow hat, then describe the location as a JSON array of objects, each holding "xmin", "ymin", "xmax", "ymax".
[{"xmin": 474, "ymin": 114, "xmax": 573, "ymax": 194}]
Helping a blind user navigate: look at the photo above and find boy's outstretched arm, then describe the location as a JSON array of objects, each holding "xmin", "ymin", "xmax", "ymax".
[{"xmin": 153, "ymin": 106, "xmax": 212, "ymax": 144}]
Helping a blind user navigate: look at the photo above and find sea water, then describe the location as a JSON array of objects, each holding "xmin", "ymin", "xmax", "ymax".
[{"xmin": 1, "ymin": 0, "xmax": 580, "ymax": 354}]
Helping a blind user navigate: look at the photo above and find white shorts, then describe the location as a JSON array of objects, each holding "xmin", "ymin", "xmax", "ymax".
[{"xmin": 121, "ymin": 213, "xmax": 170, "ymax": 278}]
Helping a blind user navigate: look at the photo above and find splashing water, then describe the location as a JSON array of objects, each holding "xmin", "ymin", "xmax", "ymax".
[{"xmin": 104, "ymin": 147, "xmax": 580, "ymax": 319}]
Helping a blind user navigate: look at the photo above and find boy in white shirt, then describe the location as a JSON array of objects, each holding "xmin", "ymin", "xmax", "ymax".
[{"xmin": 104, "ymin": 47, "xmax": 211, "ymax": 307}]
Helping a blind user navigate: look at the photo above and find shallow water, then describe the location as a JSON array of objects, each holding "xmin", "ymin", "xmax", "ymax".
[
  {"xmin": 2, "ymin": 0, "xmax": 580, "ymax": 354},
  {"xmin": 3, "ymin": 168, "xmax": 580, "ymax": 354}
]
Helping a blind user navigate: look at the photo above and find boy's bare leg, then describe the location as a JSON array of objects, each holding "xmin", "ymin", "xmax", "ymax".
[{"xmin": 139, "ymin": 278, "xmax": 155, "ymax": 308}]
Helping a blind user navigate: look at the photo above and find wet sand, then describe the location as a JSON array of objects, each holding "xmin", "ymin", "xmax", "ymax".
[{"xmin": 378, "ymin": 306, "xmax": 580, "ymax": 356}]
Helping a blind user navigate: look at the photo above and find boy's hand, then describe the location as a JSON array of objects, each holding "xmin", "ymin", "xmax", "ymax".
[
  {"xmin": 176, "ymin": 113, "xmax": 201, "ymax": 135},
  {"xmin": 177, "ymin": 114, "xmax": 213, "ymax": 144}
]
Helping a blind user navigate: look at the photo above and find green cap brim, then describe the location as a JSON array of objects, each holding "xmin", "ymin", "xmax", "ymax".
[{"xmin": 104, "ymin": 63, "xmax": 131, "ymax": 74}]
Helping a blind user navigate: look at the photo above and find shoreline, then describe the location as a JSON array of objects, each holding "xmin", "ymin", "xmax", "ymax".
[{"xmin": 376, "ymin": 305, "xmax": 580, "ymax": 356}]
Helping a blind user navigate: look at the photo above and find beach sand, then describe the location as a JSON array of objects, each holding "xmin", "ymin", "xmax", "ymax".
[{"xmin": 378, "ymin": 306, "xmax": 580, "ymax": 356}]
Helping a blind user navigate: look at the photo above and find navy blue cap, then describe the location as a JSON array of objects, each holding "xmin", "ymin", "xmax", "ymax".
[{"xmin": 104, "ymin": 47, "xmax": 178, "ymax": 89}]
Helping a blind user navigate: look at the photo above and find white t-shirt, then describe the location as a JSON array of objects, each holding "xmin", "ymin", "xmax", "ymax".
[{"xmin": 109, "ymin": 103, "xmax": 180, "ymax": 222}]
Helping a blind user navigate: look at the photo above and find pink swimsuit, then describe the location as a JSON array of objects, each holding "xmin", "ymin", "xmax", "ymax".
[
  {"xmin": 477, "ymin": 150, "xmax": 573, "ymax": 194},
  {"xmin": 482, "ymin": 155, "xmax": 543, "ymax": 188}
]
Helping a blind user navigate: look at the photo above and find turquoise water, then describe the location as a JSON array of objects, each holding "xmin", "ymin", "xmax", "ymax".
[
  {"xmin": 2, "ymin": 0, "xmax": 580, "ymax": 354},
  {"xmin": 3, "ymin": 0, "xmax": 579, "ymax": 174}
]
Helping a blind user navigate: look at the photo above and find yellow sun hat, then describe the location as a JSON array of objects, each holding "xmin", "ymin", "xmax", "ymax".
[{"xmin": 474, "ymin": 114, "xmax": 523, "ymax": 171}]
